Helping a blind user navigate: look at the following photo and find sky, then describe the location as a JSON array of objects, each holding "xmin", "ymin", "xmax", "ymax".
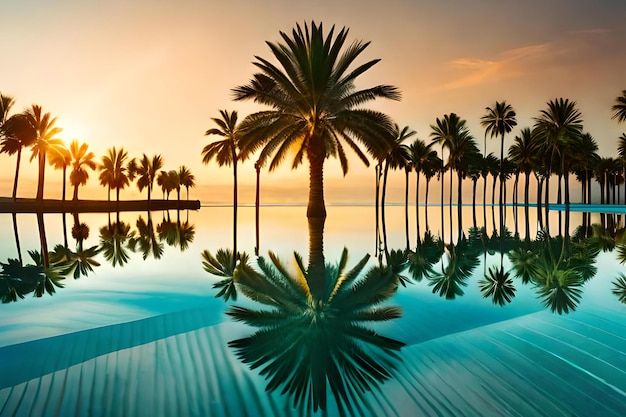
[{"xmin": 1, "ymin": 0, "xmax": 625, "ymax": 204}]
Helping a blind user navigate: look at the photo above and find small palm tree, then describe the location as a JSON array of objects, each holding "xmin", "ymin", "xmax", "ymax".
[
  {"xmin": 1, "ymin": 112, "xmax": 37, "ymax": 200},
  {"xmin": 99, "ymin": 147, "xmax": 131, "ymax": 202},
  {"xmin": 481, "ymin": 101, "xmax": 517, "ymax": 212},
  {"xmin": 129, "ymin": 154, "xmax": 164, "ymax": 201},
  {"xmin": 508, "ymin": 128, "xmax": 540, "ymax": 206},
  {"xmin": 203, "ymin": 110, "xmax": 241, "ymax": 268},
  {"xmin": 533, "ymin": 98, "xmax": 583, "ymax": 208},
  {"xmin": 47, "ymin": 141, "xmax": 71, "ymax": 200},
  {"xmin": 68, "ymin": 140, "xmax": 97, "ymax": 200},
  {"xmin": 177, "ymin": 165, "xmax": 195, "ymax": 199},
  {"xmin": 25, "ymin": 105, "xmax": 63, "ymax": 200}
]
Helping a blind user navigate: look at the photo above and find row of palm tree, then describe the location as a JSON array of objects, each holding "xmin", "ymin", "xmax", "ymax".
[
  {"xmin": 1, "ymin": 95, "xmax": 196, "ymax": 202},
  {"xmin": 199, "ymin": 22, "xmax": 626, "ymax": 269}
]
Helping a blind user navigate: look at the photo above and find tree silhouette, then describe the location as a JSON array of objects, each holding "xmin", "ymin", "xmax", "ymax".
[
  {"xmin": 26, "ymin": 105, "xmax": 64, "ymax": 200},
  {"xmin": 69, "ymin": 140, "xmax": 97, "ymax": 200},
  {"xmin": 233, "ymin": 21, "xmax": 399, "ymax": 219}
]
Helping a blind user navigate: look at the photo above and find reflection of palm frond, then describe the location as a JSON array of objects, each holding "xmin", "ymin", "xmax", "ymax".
[
  {"xmin": 428, "ymin": 238, "xmax": 480, "ymax": 299},
  {"xmin": 99, "ymin": 221, "xmax": 135, "ymax": 267},
  {"xmin": 383, "ymin": 249, "xmax": 411, "ymax": 287},
  {"xmin": 49, "ymin": 244, "xmax": 101, "ymax": 279},
  {"xmin": 617, "ymin": 244, "xmax": 626, "ymax": 265},
  {"xmin": 201, "ymin": 248, "xmax": 244, "ymax": 301},
  {"xmin": 612, "ymin": 273, "xmax": 626, "ymax": 303},
  {"xmin": 128, "ymin": 216, "xmax": 164, "ymax": 260},
  {"xmin": 227, "ymin": 247, "xmax": 404, "ymax": 414},
  {"xmin": 479, "ymin": 265, "xmax": 516, "ymax": 306},
  {"xmin": 28, "ymin": 251, "xmax": 65, "ymax": 297},
  {"xmin": 508, "ymin": 248, "xmax": 538, "ymax": 284}
]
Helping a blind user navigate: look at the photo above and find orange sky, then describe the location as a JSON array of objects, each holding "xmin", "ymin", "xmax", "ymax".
[{"xmin": 1, "ymin": 0, "xmax": 625, "ymax": 204}]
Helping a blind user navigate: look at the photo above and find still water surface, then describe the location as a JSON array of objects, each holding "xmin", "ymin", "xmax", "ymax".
[{"xmin": 0, "ymin": 205, "xmax": 625, "ymax": 416}]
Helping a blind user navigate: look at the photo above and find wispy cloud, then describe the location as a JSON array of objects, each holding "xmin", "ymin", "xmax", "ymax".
[
  {"xmin": 442, "ymin": 28, "xmax": 613, "ymax": 90},
  {"xmin": 443, "ymin": 43, "xmax": 551, "ymax": 90}
]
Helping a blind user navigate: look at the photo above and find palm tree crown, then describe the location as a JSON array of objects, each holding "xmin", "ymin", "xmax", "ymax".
[
  {"xmin": 26, "ymin": 105, "xmax": 63, "ymax": 200},
  {"xmin": 99, "ymin": 147, "xmax": 131, "ymax": 201},
  {"xmin": 69, "ymin": 140, "xmax": 97, "ymax": 200},
  {"xmin": 233, "ymin": 21, "xmax": 400, "ymax": 218},
  {"xmin": 612, "ymin": 90, "xmax": 626, "ymax": 123}
]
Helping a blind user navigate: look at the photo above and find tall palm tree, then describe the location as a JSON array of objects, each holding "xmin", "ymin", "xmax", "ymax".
[
  {"xmin": 508, "ymin": 128, "xmax": 540, "ymax": 207},
  {"xmin": 177, "ymin": 165, "xmax": 195, "ymax": 200},
  {"xmin": 533, "ymin": 98, "xmax": 583, "ymax": 209},
  {"xmin": 381, "ymin": 124, "xmax": 413, "ymax": 243},
  {"xmin": 68, "ymin": 140, "xmax": 97, "ymax": 200},
  {"xmin": 203, "ymin": 109, "xmax": 242, "ymax": 267},
  {"xmin": 99, "ymin": 147, "xmax": 131, "ymax": 202},
  {"xmin": 612, "ymin": 90, "xmax": 626, "ymax": 123},
  {"xmin": 25, "ymin": 105, "xmax": 64, "ymax": 200},
  {"xmin": 430, "ymin": 113, "xmax": 477, "ymax": 208},
  {"xmin": 481, "ymin": 101, "xmax": 517, "ymax": 212},
  {"xmin": 1, "ymin": 112, "xmax": 36, "ymax": 200},
  {"xmin": 47, "ymin": 141, "xmax": 71, "ymax": 200},
  {"xmin": 233, "ymin": 21, "xmax": 399, "ymax": 219},
  {"xmin": 129, "ymin": 154, "xmax": 164, "ymax": 202}
]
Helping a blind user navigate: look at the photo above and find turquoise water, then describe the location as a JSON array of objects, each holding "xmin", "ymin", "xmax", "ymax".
[{"xmin": 0, "ymin": 206, "xmax": 625, "ymax": 416}]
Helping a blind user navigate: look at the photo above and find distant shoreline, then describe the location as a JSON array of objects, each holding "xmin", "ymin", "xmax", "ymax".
[{"xmin": 0, "ymin": 197, "xmax": 201, "ymax": 213}]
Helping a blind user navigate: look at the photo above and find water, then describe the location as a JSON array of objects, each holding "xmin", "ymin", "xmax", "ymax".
[{"xmin": 0, "ymin": 205, "xmax": 625, "ymax": 416}]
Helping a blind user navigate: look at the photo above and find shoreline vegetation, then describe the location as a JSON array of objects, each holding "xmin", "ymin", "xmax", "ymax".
[{"xmin": 0, "ymin": 197, "xmax": 200, "ymax": 213}]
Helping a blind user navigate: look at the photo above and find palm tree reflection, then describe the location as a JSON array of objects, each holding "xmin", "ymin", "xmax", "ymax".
[{"xmin": 204, "ymin": 218, "xmax": 406, "ymax": 414}]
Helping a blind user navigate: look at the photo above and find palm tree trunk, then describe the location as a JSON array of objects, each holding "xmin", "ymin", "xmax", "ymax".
[
  {"xmin": 404, "ymin": 167, "xmax": 410, "ymax": 250},
  {"xmin": 36, "ymin": 153, "xmax": 46, "ymax": 200},
  {"xmin": 307, "ymin": 216, "xmax": 326, "ymax": 300},
  {"xmin": 307, "ymin": 141, "xmax": 326, "ymax": 219},
  {"xmin": 472, "ymin": 180, "xmax": 477, "ymax": 227},
  {"xmin": 255, "ymin": 164, "xmax": 260, "ymax": 256},
  {"xmin": 36, "ymin": 212, "xmax": 49, "ymax": 268},
  {"xmin": 416, "ymin": 172, "xmax": 421, "ymax": 243},
  {"xmin": 233, "ymin": 156, "xmax": 238, "ymax": 268},
  {"xmin": 72, "ymin": 184, "xmax": 79, "ymax": 200},
  {"xmin": 12, "ymin": 213, "xmax": 23, "ymax": 266},
  {"xmin": 11, "ymin": 148, "xmax": 22, "ymax": 201},
  {"xmin": 61, "ymin": 166, "xmax": 67, "ymax": 201},
  {"xmin": 382, "ymin": 161, "xmax": 390, "ymax": 252}
]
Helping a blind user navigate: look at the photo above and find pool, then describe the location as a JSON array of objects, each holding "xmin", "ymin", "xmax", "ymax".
[{"xmin": 1, "ymin": 206, "xmax": 625, "ymax": 416}]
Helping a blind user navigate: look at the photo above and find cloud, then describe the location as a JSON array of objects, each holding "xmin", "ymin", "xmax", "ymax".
[
  {"xmin": 442, "ymin": 28, "xmax": 614, "ymax": 90},
  {"xmin": 443, "ymin": 43, "xmax": 551, "ymax": 90}
]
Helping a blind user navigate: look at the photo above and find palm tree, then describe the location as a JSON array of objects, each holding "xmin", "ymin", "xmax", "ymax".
[
  {"xmin": 129, "ymin": 154, "xmax": 164, "ymax": 202},
  {"xmin": 233, "ymin": 22, "xmax": 399, "ymax": 219},
  {"xmin": 481, "ymin": 101, "xmax": 517, "ymax": 212},
  {"xmin": 203, "ymin": 109, "xmax": 242, "ymax": 268},
  {"xmin": 68, "ymin": 140, "xmax": 97, "ymax": 200},
  {"xmin": 409, "ymin": 138, "xmax": 436, "ymax": 237},
  {"xmin": 612, "ymin": 90, "xmax": 626, "ymax": 123},
  {"xmin": 177, "ymin": 165, "xmax": 195, "ymax": 199},
  {"xmin": 1, "ymin": 112, "xmax": 37, "ymax": 200},
  {"xmin": 509, "ymin": 128, "xmax": 540, "ymax": 206},
  {"xmin": 430, "ymin": 113, "xmax": 478, "ymax": 208},
  {"xmin": 533, "ymin": 98, "xmax": 583, "ymax": 209},
  {"xmin": 47, "ymin": 141, "xmax": 71, "ymax": 200},
  {"xmin": 25, "ymin": 105, "xmax": 64, "ymax": 200},
  {"xmin": 99, "ymin": 147, "xmax": 131, "ymax": 202},
  {"xmin": 422, "ymin": 153, "xmax": 442, "ymax": 211},
  {"xmin": 381, "ymin": 124, "xmax": 413, "ymax": 246}
]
